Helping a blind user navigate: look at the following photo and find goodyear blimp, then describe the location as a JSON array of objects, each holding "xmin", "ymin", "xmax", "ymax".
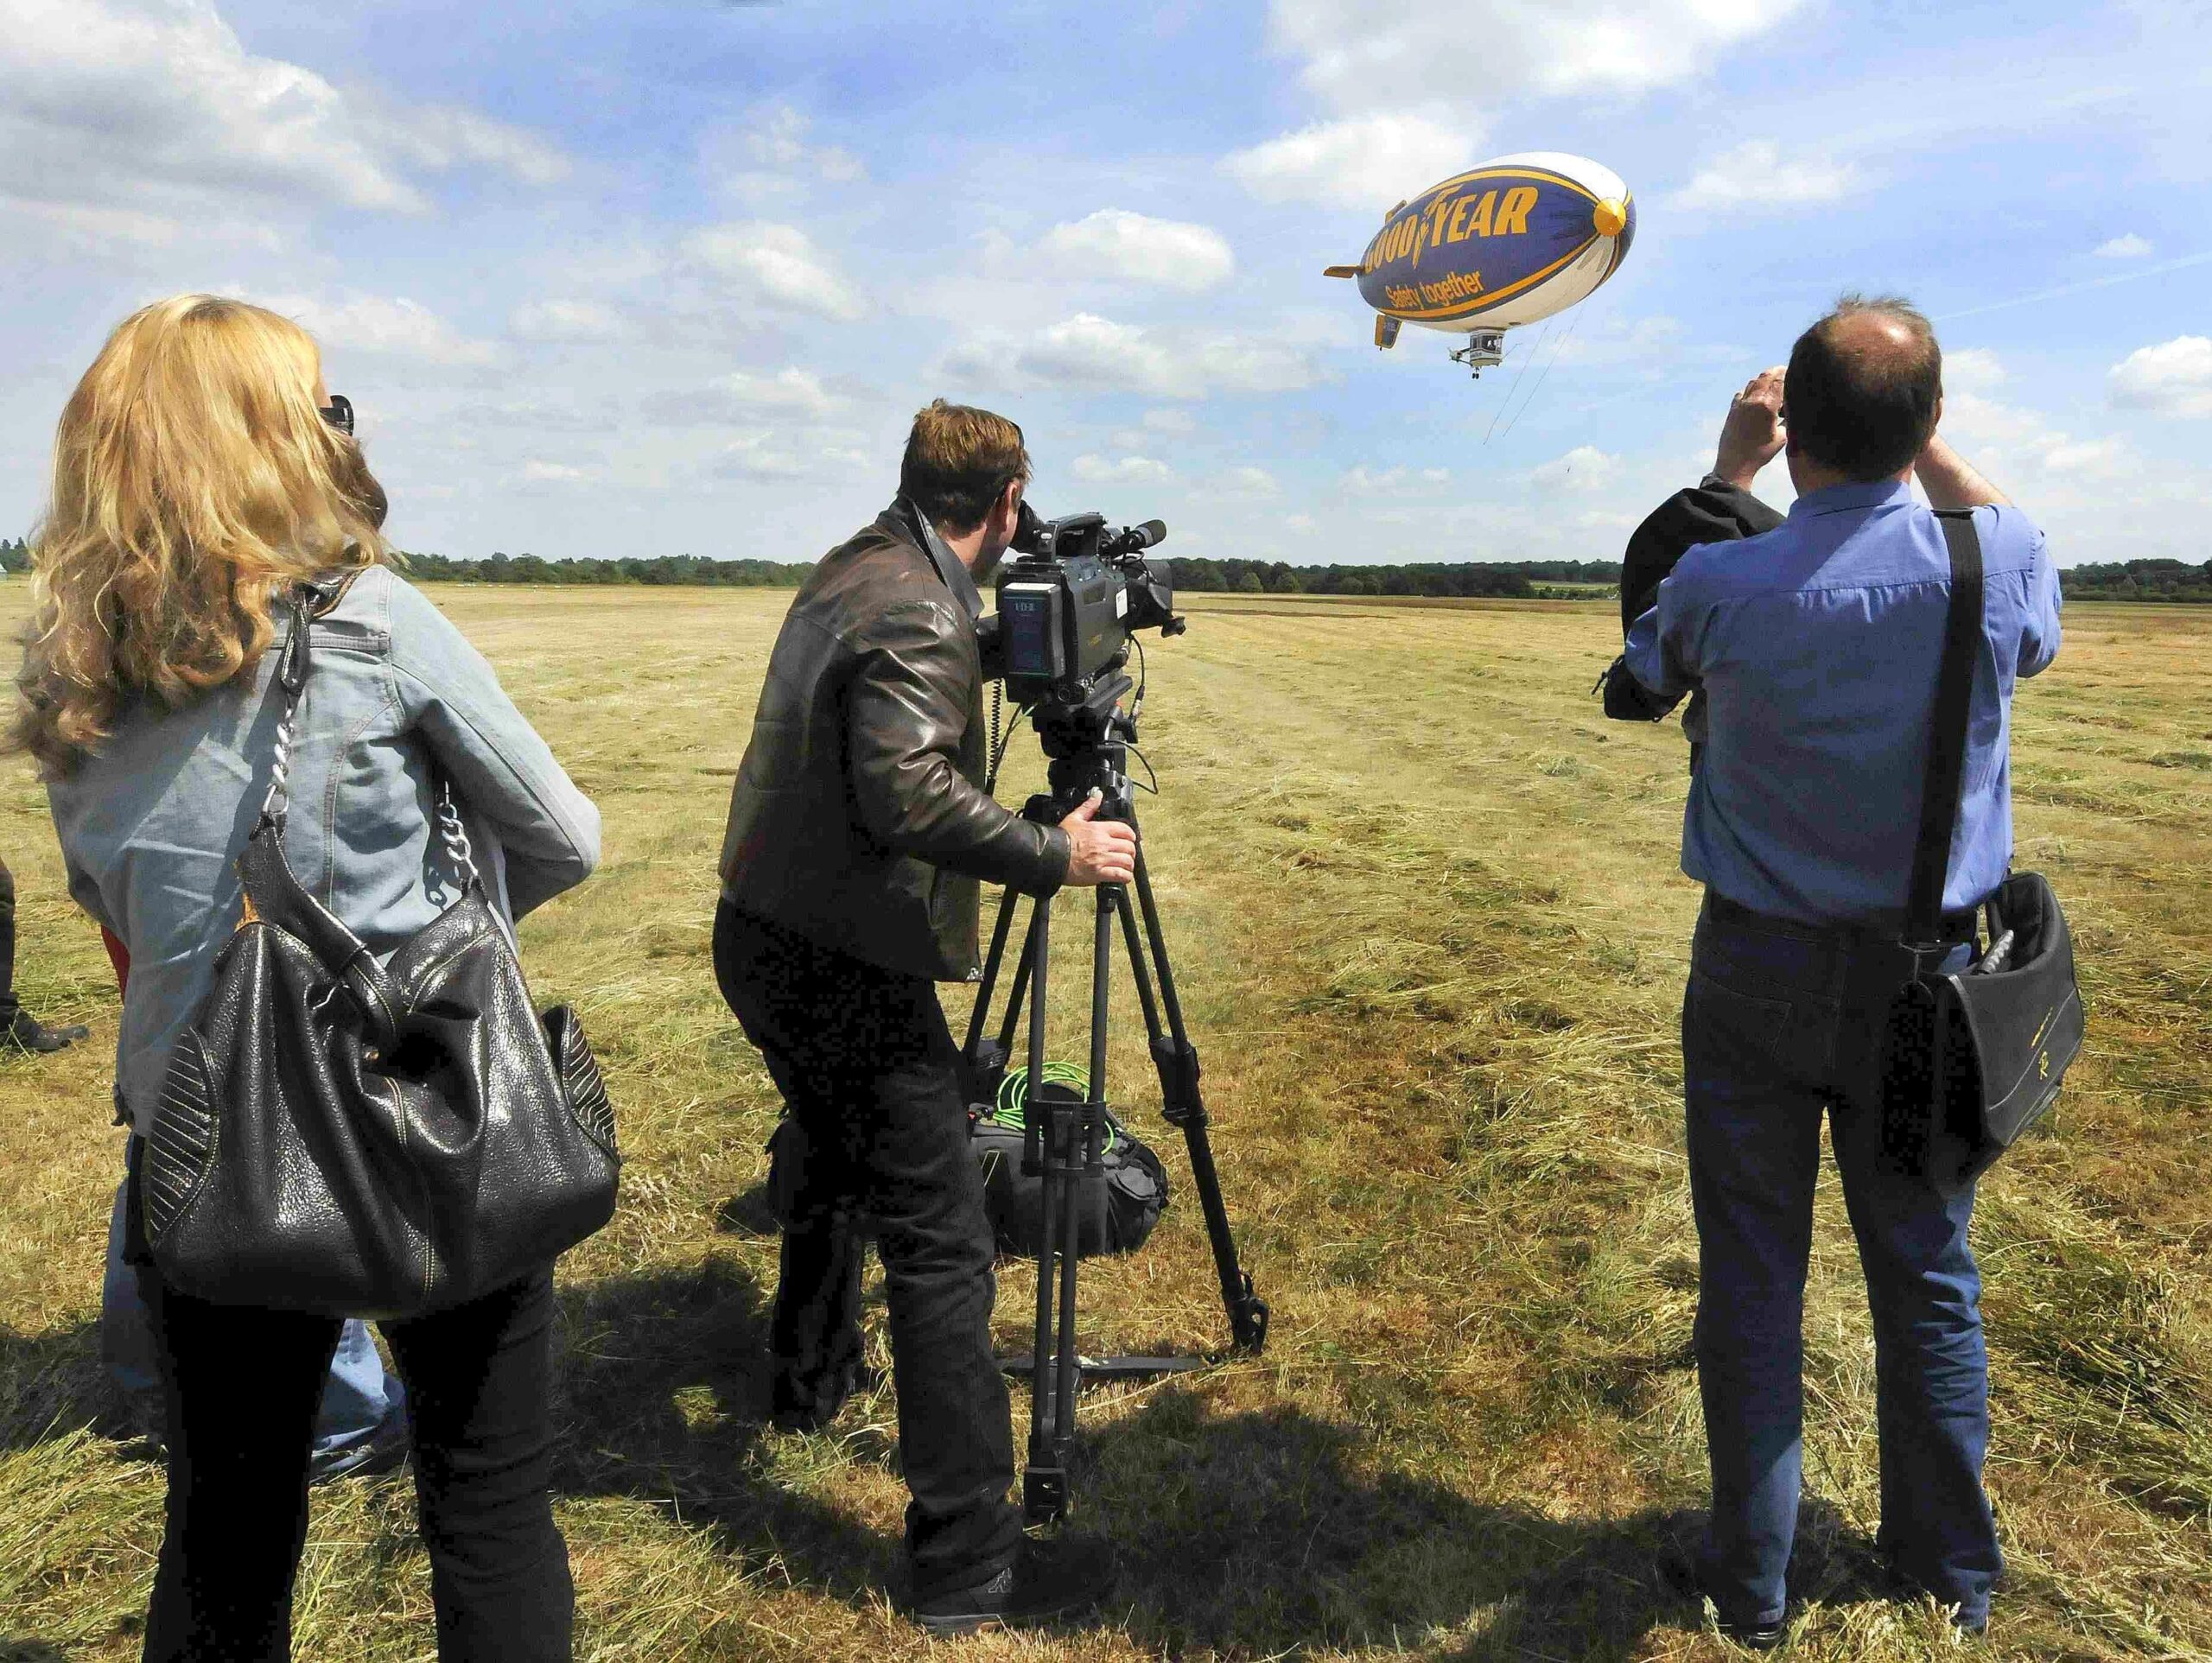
[{"xmin": 1325, "ymin": 151, "xmax": 1634, "ymax": 375}]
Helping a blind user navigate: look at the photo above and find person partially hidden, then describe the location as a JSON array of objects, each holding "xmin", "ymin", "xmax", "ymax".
[{"xmin": 0, "ymin": 854, "xmax": 90, "ymax": 1053}]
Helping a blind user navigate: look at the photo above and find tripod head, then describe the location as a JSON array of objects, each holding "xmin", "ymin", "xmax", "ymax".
[{"xmin": 1023, "ymin": 670, "xmax": 1140, "ymax": 824}]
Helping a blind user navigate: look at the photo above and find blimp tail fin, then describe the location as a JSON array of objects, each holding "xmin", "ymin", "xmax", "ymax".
[
  {"xmin": 1374, "ymin": 315, "xmax": 1402, "ymax": 350},
  {"xmin": 1322, "ymin": 264, "xmax": 1362, "ymax": 278}
]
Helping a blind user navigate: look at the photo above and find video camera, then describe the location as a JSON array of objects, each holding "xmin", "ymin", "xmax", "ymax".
[{"xmin": 995, "ymin": 504, "xmax": 1183, "ymax": 708}]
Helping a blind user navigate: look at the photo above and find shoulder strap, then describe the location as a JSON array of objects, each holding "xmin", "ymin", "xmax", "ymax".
[
  {"xmin": 1905, "ymin": 510, "xmax": 1986, "ymax": 944},
  {"xmin": 235, "ymin": 584, "xmax": 476, "ymax": 1045}
]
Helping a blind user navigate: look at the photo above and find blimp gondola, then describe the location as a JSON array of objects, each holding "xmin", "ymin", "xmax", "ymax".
[{"xmin": 1325, "ymin": 151, "xmax": 1634, "ymax": 375}]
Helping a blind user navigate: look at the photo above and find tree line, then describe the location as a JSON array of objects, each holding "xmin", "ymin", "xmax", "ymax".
[
  {"xmin": 3, "ymin": 538, "xmax": 2206, "ymax": 601},
  {"xmin": 2056, "ymin": 559, "xmax": 2212, "ymax": 603},
  {"xmin": 371, "ymin": 549, "xmax": 1626, "ymax": 599}
]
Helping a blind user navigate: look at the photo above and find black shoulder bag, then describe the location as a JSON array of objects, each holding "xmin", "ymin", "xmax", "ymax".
[
  {"xmin": 143, "ymin": 588, "xmax": 620, "ymax": 1318},
  {"xmin": 1879, "ymin": 511, "xmax": 2086, "ymax": 1196}
]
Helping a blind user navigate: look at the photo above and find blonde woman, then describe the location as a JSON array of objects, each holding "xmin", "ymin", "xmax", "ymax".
[{"xmin": 14, "ymin": 295, "xmax": 599, "ymax": 1662}]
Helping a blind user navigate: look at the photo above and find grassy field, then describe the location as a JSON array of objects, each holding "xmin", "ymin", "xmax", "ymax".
[{"xmin": 2, "ymin": 584, "xmax": 2209, "ymax": 1661}]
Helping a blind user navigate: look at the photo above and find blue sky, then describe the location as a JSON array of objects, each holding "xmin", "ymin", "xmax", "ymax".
[{"xmin": 3, "ymin": 0, "xmax": 2208, "ymax": 568}]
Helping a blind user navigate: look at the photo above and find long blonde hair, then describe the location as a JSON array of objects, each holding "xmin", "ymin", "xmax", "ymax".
[{"xmin": 10, "ymin": 295, "xmax": 386, "ymax": 774}]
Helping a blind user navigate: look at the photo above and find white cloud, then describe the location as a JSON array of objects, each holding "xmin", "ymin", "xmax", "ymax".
[
  {"xmin": 702, "ymin": 102, "xmax": 865, "ymax": 202},
  {"xmin": 1037, "ymin": 209, "xmax": 1236, "ymax": 291},
  {"xmin": 261, "ymin": 293, "xmax": 499, "ymax": 366},
  {"xmin": 954, "ymin": 313, "xmax": 1321, "ymax": 398},
  {"xmin": 1221, "ymin": 466, "xmax": 1281, "ymax": 497},
  {"xmin": 1222, "ymin": 111, "xmax": 1476, "ymax": 210},
  {"xmin": 684, "ymin": 221, "xmax": 871, "ymax": 322},
  {"xmin": 379, "ymin": 102, "xmax": 568, "ymax": 187},
  {"xmin": 2093, "ymin": 232, "xmax": 2154, "ymax": 260},
  {"xmin": 1943, "ymin": 346, "xmax": 2006, "ymax": 394},
  {"xmin": 712, "ymin": 366, "xmax": 843, "ymax": 416},
  {"xmin": 1670, "ymin": 141, "xmax": 1861, "ymax": 213},
  {"xmin": 518, "ymin": 459, "xmax": 595, "ymax": 485},
  {"xmin": 0, "ymin": 0, "xmax": 564, "ymax": 244},
  {"xmin": 1225, "ymin": 1, "xmax": 1802, "ymax": 208},
  {"xmin": 0, "ymin": 193, "xmax": 194, "ymax": 250},
  {"xmin": 2109, "ymin": 335, "xmax": 2212, "ymax": 417},
  {"xmin": 1072, "ymin": 454, "xmax": 1174, "ymax": 485},
  {"xmin": 509, "ymin": 299, "xmax": 626, "ymax": 342},
  {"xmin": 1143, "ymin": 408, "xmax": 1198, "ymax": 436},
  {"xmin": 1943, "ymin": 390, "xmax": 2136, "ymax": 484},
  {"xmin": 1262, "ymin": 0, "xmax": 1804, "ymax": 108},
  {"xmin": 1344, "ymin": 464, "xmax": 1449, "ymax": 492},
  {"xmin": 704, "ymin": 425, "xmax": 869, "ymax": 483},
  {"xmin": 1529, "ymin": 445, "xmax": 1618, "ymax": 494},
  {"xmin": 641, "ymin": 365, "xmax": 848, "ymax": 427}
]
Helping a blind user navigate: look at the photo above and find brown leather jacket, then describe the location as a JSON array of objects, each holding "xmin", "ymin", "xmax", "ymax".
[{"xmin": 719, "ymin": 503, "xmax": 1069, "ymax": 981}]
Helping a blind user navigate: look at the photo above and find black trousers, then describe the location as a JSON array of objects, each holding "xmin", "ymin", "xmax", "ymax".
[
  {"xmin": 136, "ymin": 1262, "xmax": 575, "ymax": 1662},
  {"xmin": 712, "ymin": 901, "xmax": 1021, "ymax": 1597},
  {"xmin": 0, "ymin": 854, "xmax": 17, "ymax": 1025}
]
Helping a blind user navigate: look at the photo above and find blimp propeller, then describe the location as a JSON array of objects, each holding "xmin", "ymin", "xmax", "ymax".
[{"xmin": 1325, "ymin": 151, "xmax": 1635, "ymax": 378}]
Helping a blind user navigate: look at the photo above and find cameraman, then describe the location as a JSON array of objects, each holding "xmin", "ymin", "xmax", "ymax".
[
  {"xmin": 713, "ymin": 400, "xmax": 1133, "ymax": 1632},
  {"xmin": 1620, "ymin": 298, "xmax": 2061, "ymax": 1646}
]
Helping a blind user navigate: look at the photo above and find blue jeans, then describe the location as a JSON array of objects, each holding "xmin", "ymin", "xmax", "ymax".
[
  {"xmin": 1684, "ymin": 899, "xmax": 2000, "ymax": 1628},
  {"xmin": 105, "ymin": 1166, "xmax": 405, "ymax": 1461}
]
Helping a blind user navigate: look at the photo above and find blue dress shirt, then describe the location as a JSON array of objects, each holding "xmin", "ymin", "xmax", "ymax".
[{"xmin": 1625, "ymin": 479, "xmax": 2063, "ymax": 925}]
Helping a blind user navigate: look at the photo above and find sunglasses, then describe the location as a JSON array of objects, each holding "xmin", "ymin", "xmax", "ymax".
[{"xmin": 320, "ymin": 393, "xmax": 354, "ymax": 436}]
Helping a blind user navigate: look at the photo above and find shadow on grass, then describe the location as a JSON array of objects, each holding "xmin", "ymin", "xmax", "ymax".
[
  {"xmin": 1090, "ymin": 1395, "xmax": 1897, "ymax": 1659},
  {"xmin": 550, "ymin": 1258, "xmax": 903, "ymax": 1602},
  {"xmin": 0, "ymin": 1641, "xmax": 70, "ymax": 1661},
  {"xmin": 0, "ymin": 1318, "xmax": 111, "ymax": 1450},
  {"xmin": 545, "ymin": 1258, "xmax": 1906, "ymax": 1655}
]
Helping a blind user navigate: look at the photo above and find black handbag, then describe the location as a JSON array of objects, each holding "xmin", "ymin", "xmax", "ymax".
[
  {"xmin": 1879, "ymin": 511, "xmax": 2086, "ymax": 1195},
  {"xmin": 142, "ymin": 587, "xmax": 620, "ymax": 1318}
]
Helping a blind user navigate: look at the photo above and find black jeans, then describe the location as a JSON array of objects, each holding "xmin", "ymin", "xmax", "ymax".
[
  {"xmin": 713, "ymin": 900, "xmax": 1021, "ymax": 1597},
  {"xmin": 136, "ymin": 1262, "xmax": 575, "ymax": 1662},
  {"xmin": 0, "ymin": 854, "xmax": 17, "ymax": 1026}
]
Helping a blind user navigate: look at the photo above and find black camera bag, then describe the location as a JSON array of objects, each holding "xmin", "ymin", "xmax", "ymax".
[
  {"xmin": 1878, "ymin": 511, "xmax": 2085, "ymax": 1195},
  {"xmin": 759, "ymin": 1082, "xmax": 1169, "ymax": 1260},
  {"xmin": 970, "ymin": 1080, "xmax": 1168, "ymax": 1259}
]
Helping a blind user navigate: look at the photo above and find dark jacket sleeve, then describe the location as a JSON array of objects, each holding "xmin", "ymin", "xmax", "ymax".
[
  {"xmin": 845, "ymin": 599, "xmax": 1071, "ymax": 892},
  {"xmin": 1619, "ymin": 477, "xmax": 1785, "ymax": 632},
  {"xmin": 1599, "ymin": 476, "xmax": 1784, "ymax": 723}
]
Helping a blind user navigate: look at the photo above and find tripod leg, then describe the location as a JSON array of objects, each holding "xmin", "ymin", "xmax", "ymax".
[
  {"xmin": 1044, "ymin": 888, "xmax": 1114, "ymax": 1483},
  {"xmin": 963, "ymin": 883, "xmax": 1021, "ymax": 1062},
  {"xmin": 1022, "ymin": 892, "xmax": 1067, "ymax": 1525},
  {"xmin": 1119, "ymin": 850, "xmax": 1270, "ymax": 1355},
  {"xmin": 995, "ymin": 904, "xmax": 1042, "ymax": 1067}
]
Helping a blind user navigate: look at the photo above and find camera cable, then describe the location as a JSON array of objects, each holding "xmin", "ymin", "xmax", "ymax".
[{"xmin": 985, "ymin": 682, "xmax": 1033, "ymax": 797}]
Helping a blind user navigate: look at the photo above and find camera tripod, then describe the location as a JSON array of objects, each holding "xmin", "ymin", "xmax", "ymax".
[{"xmin": 963, "ymin": 673, "xmax": 1268, "ymax": 1527}]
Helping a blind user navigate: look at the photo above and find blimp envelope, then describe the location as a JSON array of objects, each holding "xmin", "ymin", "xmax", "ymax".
[{"xmin": 1353, "ymin": 152, "xmax": 1634, "ymax": 335}]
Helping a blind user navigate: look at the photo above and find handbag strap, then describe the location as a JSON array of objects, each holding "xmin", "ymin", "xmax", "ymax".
[
  {"xmin": 238, "ymin": 584, "xmax": 483, "ymax": 1047},
  {"xmin": 256, "ymin": 584, "xmax": 481, "ymax": 883},
  {"xmin": 1904, "ymin": 510, "xmax": 1986, "ymax": 949}
]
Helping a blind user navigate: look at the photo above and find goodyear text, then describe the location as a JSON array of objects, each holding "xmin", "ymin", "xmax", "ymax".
[{"xmin": 1363, "ymin": 185, "xmax": 1538, "ymax": 273}]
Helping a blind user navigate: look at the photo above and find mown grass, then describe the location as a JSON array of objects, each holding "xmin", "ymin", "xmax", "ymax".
[{"xmin": 1, "ymin": 586, "xmax": 2207, "ymax": 1660}]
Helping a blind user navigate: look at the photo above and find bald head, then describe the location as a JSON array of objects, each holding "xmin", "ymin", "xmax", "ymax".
[{"xmin": 1784, "ymin": 295, "xmax": 1942, "ymax": 481}]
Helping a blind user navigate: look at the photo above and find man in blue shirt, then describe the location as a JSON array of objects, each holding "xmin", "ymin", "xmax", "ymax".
[{"xmin": 1623, "ymin": 296, "xmax": 2062, "ymax": 1646}]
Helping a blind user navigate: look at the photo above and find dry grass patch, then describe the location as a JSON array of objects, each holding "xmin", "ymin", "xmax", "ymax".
[{"xmin": 0, "ymin": 587, "xmax": 2207, "ymax": 1660}]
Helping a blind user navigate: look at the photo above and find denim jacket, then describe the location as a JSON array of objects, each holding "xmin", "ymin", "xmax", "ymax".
[{"xmin": 46, "ymin": 566, "xmax": 601, "ymax": 1133}]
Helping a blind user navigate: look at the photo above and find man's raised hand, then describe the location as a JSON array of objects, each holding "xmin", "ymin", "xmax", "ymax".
[{"xmin": 1713, "ymin": 366, "xmax": 1788, "ymax": 491}]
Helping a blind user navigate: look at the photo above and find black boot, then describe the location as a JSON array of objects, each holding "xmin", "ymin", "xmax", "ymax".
[
  {"xmin": 5, "ymin": 1010, "xmax": 89, "ymax": 1054},
  {"xmin": 907, "ymin": 1536, "xmax": 1115, "ymax": 1634}
]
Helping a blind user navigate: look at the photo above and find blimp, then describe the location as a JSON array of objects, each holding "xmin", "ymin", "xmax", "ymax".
[{"xmin": 1325, "ymin": 151, "xmax": 1634, "ymax": 375}]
